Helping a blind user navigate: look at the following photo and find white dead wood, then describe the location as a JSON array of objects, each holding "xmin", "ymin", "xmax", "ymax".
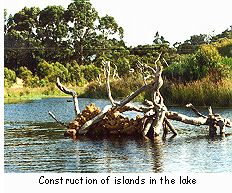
[
  {"xmin": 56, "ymin": 77, "xmax": 80, "ymax": 117},
  {"xmin": 48, "ymin": 111, "xmax": 67, "ymax": 127}
]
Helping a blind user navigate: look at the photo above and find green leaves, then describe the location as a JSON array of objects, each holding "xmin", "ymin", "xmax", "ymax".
[
  {"xmin": 13, "ymin": 7, "xmax": 40, "ymax": 33},
  {"xmin": 4, "ymin": 67, "xmax": 16, "ymax": 87}
]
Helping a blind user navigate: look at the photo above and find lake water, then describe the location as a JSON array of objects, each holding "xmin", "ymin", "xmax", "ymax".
[{"xmin": 4, "ymin": 98, "xmax": 232, "ymax": 173}]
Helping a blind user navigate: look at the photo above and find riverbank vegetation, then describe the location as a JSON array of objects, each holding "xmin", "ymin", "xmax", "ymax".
[{"xmin": 4, "ymin": 0, "xmax": 232, "ymax": 106}]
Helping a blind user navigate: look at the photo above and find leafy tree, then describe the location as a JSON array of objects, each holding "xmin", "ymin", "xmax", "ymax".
[
  {"xmin": 66, "ymin": 62, "xmax": 86, "ymax": 85},
  {"xmin": 165, "ymin": 44, "xmax": 227, "ymax": 82},
  {"xmin": 211, "ymin": 28, "xmax": 232, "ymax": 42},
  {"xmin": 93, "ymin": 15, "xmax": 124, "ymax": 62},
  {"xmin": 81, "ymin": 64, "xmax": 100, "ymax": 81},
  {"xmin": 37, "ymin": 60, "xmax": 69, "ymax": 83},
  {"xmin": 4, "ymin": 7, "xmax": 41, "ymax": 73},
  {"xmin": 196, "ymin": 44, "xmax": 221, "ymax": 70},
  {"xmin": 4, "ymin": 9, "xmax": 14, "ymax": 34},
  {"xmin": 12, "ymin": 7, "xmax": 40, "ymax": 34},
  {"xmin": 37, "ymin": 6, "xmax": 71, "ymax": 63},
  {"xmin": 65, "ymin": 0, "xmax": 98, "ymax": 64},
  {"xmin": 153, "ymin": 31, "xmax": 169, "ymax": 46},
  {"xmin": 212, "ymin": 37, "xmax": 232, "ymax": 57},
  {"xmin": 114, "ymin": 57, "xmax": 130, "ymax": 76},
  {"xmin": 17, "ymin": 66, "xmax": 37, "ymax": 86}
]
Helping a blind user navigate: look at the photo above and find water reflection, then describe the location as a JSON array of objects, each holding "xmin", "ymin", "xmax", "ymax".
[{"xmin": 72, "ymin": 136, "xmax": 164, "ymax": 173}]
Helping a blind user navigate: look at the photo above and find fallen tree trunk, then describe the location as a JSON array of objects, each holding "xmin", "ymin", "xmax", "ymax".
[{"xmin": 50, "ymin": 58, "xmax": 232, "ymax": 139}]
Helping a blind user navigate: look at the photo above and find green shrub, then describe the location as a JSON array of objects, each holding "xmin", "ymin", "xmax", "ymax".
[
  {"xmin": 164, "ymin": 44, "xmax": 230, "ymax": 82},
  {"xmin": 37, "ymin": 60, "xmax": 69, "ymax": 83},
  {"xmin": 17, "ymin": 66, "xmax": 34, "ymax": 86},
  {"xmin": 114, "ymin": 57, "xmax": 131, "ymax": 76},
  {"xmin": 4, "ymin": 67, "xmax": 16, "ymax": 87},
  {"xmin": 81, "ymin": 64, "xmax": 101, "ymax": 82},
  {"xmin": 213, "ymin": 38, "xmax": 232, "ymax": 57}
]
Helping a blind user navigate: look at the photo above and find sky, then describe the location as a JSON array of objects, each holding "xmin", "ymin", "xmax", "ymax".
[{"xmin": 3, "ymin": 0, "xmax": 232, "ymax": 46}]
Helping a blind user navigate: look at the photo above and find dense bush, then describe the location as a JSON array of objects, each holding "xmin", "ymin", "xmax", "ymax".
[
  {"xmin": 66, "ymin": 62, "xmax": 86, "ymax": 86},
  {"xmin": 114, "ymin": 57, "xmax": 131, "ymax": 76},
  {"xmin": 17, "ymin": 66, "xmax": 40, "ymax": 87},
  {"xmin": 213, "ymin": 38, "xmax": 232, "ymax": 57},
  {"xmin": 164, "ymin": 43, "xmax": 231, "ymax": 82},
  {"xmin": 4, "ymin": 67, "xmax": 16, "ymax": 87},
  {"xmin": 164, "ymin": 54, "xmax": 199, "ymax": 81},
  {"xmin": 37, "ymin": 60, "xmax": 69, "ymax": 83},
  {"xmin": 81, "ymin": 64, "xmax": 101, "ymax": 82}
]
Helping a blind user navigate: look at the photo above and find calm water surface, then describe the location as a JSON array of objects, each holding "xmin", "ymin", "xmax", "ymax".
[{"xmin": 4, "ymin": 98, "xmax": 232, "ymax": 173}]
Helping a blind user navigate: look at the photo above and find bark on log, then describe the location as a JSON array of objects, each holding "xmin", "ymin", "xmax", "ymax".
[
  {"xmin": 78, "ymin": 107, "xmax": 109, "ymax": 134},
  {"xmin": 143, "ymin": 119, "xmax": 153, "ymax": 136},
  {"xmin": 186, "ymin": 103, "xmax": 207, "ymax": 118}
]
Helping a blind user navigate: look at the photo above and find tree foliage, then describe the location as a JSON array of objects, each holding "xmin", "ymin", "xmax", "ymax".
[
  {"xmin": 4, "ymin": 67, "xmax": 16, "ymax": 87},
  {"xmin": 4, "ymin": 0, "xmax": 232, "ymax": 89}
]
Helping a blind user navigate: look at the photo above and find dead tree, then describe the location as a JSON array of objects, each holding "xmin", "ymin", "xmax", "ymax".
[{"xmin": 49, "ymin": 58, "xmax": 232, "ymax": 139}]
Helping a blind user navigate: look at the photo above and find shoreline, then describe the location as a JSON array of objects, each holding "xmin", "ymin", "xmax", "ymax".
[
  {"xmin": 4, "ymin": 77, "xmax": 232, "ymax": 107},
  {"xmin": 4, "ymin": 94, "xmax": 232, "ymax": 108}
]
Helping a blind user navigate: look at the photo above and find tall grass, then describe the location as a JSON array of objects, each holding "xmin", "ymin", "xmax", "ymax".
[
  {"xmin": 163, "ymin": 77, "xmax": 232, "ymax": 107},
  {"xmin": 83, "ymin": 75, "xmax": 232, "ymax": 107},
  {"xmin": 81, "ymin": 74, "xmax": 145, "ymax": 101}
]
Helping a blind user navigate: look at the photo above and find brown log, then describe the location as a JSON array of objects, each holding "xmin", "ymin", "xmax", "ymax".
[
  {"xmin": 118, "ymin": 84, "xmax": 151, "ymax": 108},
  {"xmin": 78, "ymin": 107, "xmax": 109, "ymax": 134}
]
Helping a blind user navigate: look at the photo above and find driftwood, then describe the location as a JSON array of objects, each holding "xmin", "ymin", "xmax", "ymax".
[
  {"xmin": 56, "ymin": 77, "xmax": 80, "ymax": 116},
  {"xmin": 49, "ymin": 58, "xmax": 232, "ymax": 139}
]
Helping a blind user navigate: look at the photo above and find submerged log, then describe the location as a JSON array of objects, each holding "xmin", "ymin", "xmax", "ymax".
[{"xmin": 50, "ymin": 59, "xmax": 232, "ymax": 139}]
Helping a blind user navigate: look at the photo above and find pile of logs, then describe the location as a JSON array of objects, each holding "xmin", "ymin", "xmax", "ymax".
[
  {"xmin": 49, "ymin": 57, "xmax": 232, "ymax": 139},
  {"xmin": 64, "ymin": 103, "xmax": 144, "ymax": 138}
]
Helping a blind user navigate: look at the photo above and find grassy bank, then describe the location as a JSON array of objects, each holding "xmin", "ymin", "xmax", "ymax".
[
  {"xmin": 4, "ymin": 77, "xmax": 232, "ymax": 107},
  {"xmin": 4, "ymin": 85, "xmax": 86, "ymax": 103}
]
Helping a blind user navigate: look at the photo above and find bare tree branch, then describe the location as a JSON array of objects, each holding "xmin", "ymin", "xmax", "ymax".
[
  {"xmin": 166, "ymin": 111, "xmax": 208, "ymax": 126},
  {"xmin": 48, "ymin": 111, "xmax": 67, "ymax": 127},
  {"xmin": 164, "ymin": 117, "xmax": 178, "ymax": 135},
  {"xmin": 56, "ymin": 77, "xmax": 80, "ymax": 117},
  {"xmin": 154, "ymin": 52, "xmax": 162, "ymax": 65},
  {"xmin": 186, "ymin": 103, "xmax": 207, "ymax": 118},
  {"xmin": 103, "ymin": 61, "xmax": 116, "ymax": 106}
]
